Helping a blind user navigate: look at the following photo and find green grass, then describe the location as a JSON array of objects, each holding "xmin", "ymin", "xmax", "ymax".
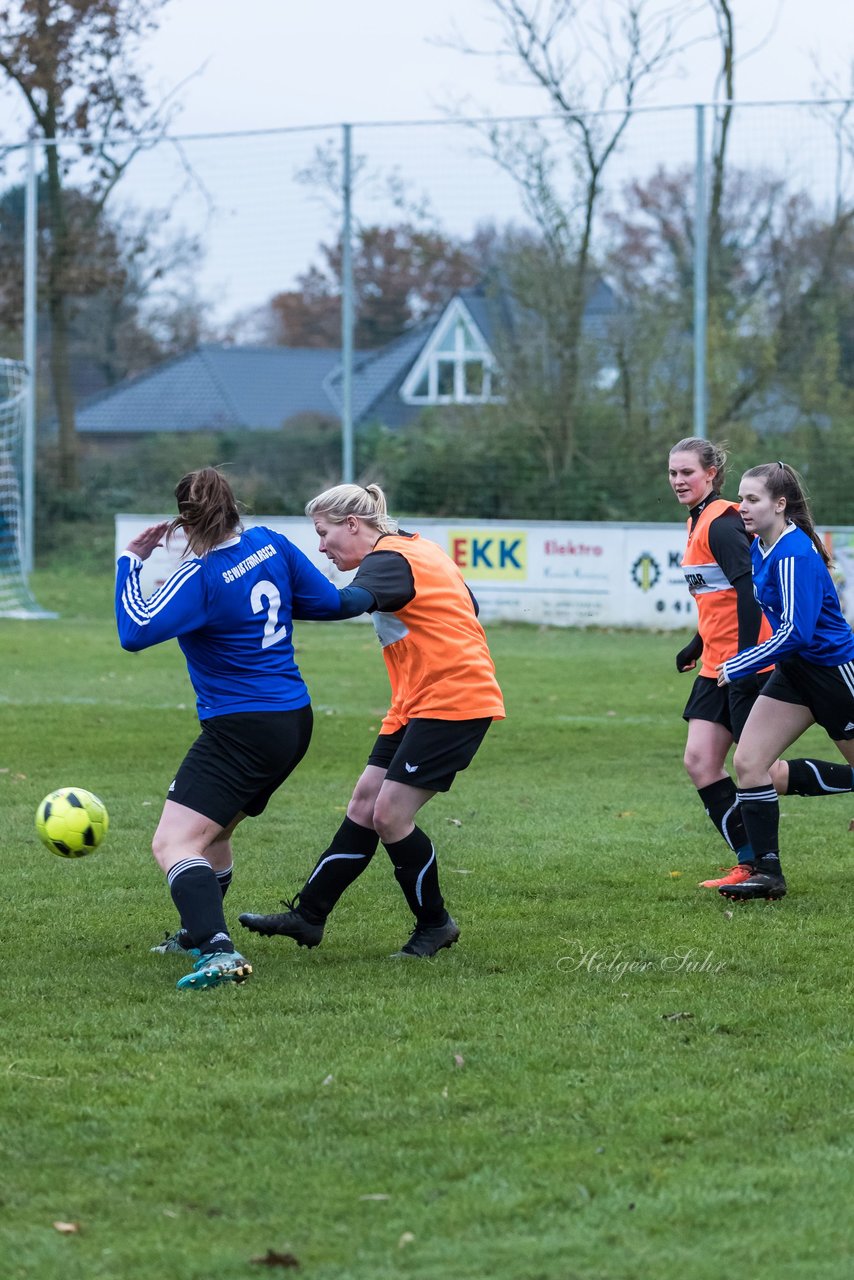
[{"xmin": 2, "ymin": 569, "xmax": 854, "ymax": 1279}]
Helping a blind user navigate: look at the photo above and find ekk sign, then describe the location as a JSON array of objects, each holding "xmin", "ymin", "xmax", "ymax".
[{"xmin": 448, "ymin": 530, "xmax": 527, "ymax": 580}]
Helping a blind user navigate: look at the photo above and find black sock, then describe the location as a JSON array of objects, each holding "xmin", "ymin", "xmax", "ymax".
[
  {"xmin": 384, "ymin": 826, "xmax": 447, "ymax": 927},
  {"xmin": 297, "ymin": 817, "xmax": 380, "ymax": 922},
  {"xmin": 216, "ymin": 864, "xmax": 233, "ymax": 898},
  {"xmin": 736, "ymin": 786, "xmax": 782, "ymax": 870},
  {"xmin": 786, "ymin": 759, "xmax": 854, "ymax": 796},
  {"xmin": 167, "ymin": 858, "xmax": 232, "ymax": 952},
  {"xmin": 697, "ymin": 778, "xmax": 754, "ymax": 864}
]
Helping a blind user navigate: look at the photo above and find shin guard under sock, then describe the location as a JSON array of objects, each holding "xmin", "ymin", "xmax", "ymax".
[
  {"xmin": 384, "ymin": 826, "xmax": 446, "ymax": 926},
  {"xmin": 298, "ymin": 817, "xmax": 380, "ymax": 922},
  {"xmin": 697, "ymin": 777, "xmax": 754, "ymax": 863},
  {"xmin": 736, "ymin": 786, "xmax": 782, "ymax": 867},
  {"xmin": 167, "ymin": 857, "xmax": 232, "ymax": 952},
  {"xmin": 786, "ymin": 759, "xmax": 854, "ymax": 796}
]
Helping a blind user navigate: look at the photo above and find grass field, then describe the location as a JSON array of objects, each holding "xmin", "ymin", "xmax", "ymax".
[{"xmin": 2, "ymin": 568, "xmax": 853, "ymax": 1279}]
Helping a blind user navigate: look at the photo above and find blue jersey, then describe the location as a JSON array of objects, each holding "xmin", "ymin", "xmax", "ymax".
[
  {"xmin": 116, "ymin": 525, "xmax": 342, "ymax": 718},
  {"xmin": 721, "ymin": 523, "xmax": 854, "ymax": 682}
]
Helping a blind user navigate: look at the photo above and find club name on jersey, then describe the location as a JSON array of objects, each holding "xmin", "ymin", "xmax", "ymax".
[{"xmin": 222, "ymin": 543, "xmax": 277, "ymax": 583}]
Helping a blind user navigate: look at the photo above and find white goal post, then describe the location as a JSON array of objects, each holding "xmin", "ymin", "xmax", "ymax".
[{"xmin": 0, "ymin": 358, "xmax": 54, "ymax": 619}]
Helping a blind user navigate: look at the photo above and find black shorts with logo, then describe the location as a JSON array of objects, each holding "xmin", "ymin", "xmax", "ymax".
[
  {"xmin": 168, "ymin": 705, "xmax": 314, "ymax": 826},
  {"xmin": 682, "ymin": 673, "xmax": 769, "ymax": 742},
  {"xmin": 366, "ymin": 717, "xmax": 493, "ymax": 793},
  {"xmin": 759, "ymin": 656, "xmax": 854, "ymax": 741}
]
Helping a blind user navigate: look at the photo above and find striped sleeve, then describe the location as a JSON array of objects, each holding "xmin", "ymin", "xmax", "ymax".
[
  {"xmin": 116, "ymin": 552, "xmax": 205, "ymax": 651},
  {"xmin": 722, "ymin": 553, "xmax": 821, "ymax": 681}
]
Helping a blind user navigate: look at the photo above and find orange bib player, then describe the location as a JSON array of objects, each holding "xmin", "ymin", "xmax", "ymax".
[
  {"xmin": 240, "ymin": 483, "xmax": 504, "ymax": 959},
  {"xmin": 670, "ymin": 438, "xmax": 777, "ymax": 889}
]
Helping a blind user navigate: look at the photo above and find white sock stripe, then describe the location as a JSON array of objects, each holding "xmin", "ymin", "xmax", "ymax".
[
  {"xmin": 167, "ymin": 856, "xmax": 213, "ymax": 886},
  {"xmin": 216, "ymin": 863, "xmax": 234, "ymax": 880},
  {"xmin": 414, "ymin": 845, "xmax": 436, "ymax": 907},
  {"xmin": 737, "ymin": 788, "xmax": 778, "ymax": 804},
  {"xmin": 306, "ymin": 852, "xmax": 367, "ymax": 884}
]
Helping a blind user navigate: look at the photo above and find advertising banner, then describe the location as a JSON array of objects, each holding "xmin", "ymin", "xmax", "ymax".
[{"xmin": 115, "ymin": 515, "xmax": 854, "ymax": 630}]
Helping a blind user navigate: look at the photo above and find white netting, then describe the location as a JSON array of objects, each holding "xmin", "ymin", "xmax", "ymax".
[{"xmin": 0, "ymin": 359, "xmax": 52, "ymax": 618}]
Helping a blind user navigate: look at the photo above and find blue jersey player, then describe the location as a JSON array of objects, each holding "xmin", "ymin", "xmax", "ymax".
[
  {"xmin": 716, "ymin": 462, "xmax": 854, "ymax": 901},
  {"xmin": 116, "ymin": 467, "xmax": 351, "ymax": 991}
]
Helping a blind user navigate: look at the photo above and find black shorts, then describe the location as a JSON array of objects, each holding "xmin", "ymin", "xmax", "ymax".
[
  {"xmin": 682, "ymin": 673, "xmax": 768, "ymax": 742},
  {"xmin": 759, "ymin": 656, "xmax": 854, "ymax": 741},
  {"xmin": 168, "ymin": 705, "xmax": 314, "ymax": 826},
  {"xmin": 366, "ymin": 717, "xmax": 493, "ymax": 793}
]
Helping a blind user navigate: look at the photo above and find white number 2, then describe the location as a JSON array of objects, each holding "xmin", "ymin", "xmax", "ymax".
[{"xmin": 250, "ymin": 579, "xmax": 290, "ymax": 649}]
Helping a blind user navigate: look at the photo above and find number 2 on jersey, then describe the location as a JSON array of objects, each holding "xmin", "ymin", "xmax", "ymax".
[{"xmin": 250, "ymin": 579, "xmax": 290, "ymax": 649}]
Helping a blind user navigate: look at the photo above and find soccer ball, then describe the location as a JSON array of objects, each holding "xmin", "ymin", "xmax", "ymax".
[{"xmin": 35, "ymin": 787, "xmax": 109, "ymax": 858}]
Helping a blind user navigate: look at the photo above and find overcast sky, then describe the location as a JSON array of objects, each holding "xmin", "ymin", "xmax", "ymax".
[
  {"xmin": 3, "ymin": 0, "xmax": 851, "ymax": 324},
  {"xmin": 143, "ymin": 0, "xmax": 852, "ymax": 134}
]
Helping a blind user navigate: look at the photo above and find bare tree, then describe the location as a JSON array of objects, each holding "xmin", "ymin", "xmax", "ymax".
[
  {"xmin": 0, "ymin": 0, "xmax": 182, "ymax": 488},
  {"xmin": 448, "ymin": 1, "xmax": 706, "ymax": 491}
]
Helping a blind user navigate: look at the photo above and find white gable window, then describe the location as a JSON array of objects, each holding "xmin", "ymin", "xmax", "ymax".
[{"xmin": 401, "ymin": 299, "xmax": 502, "ymax": 406}]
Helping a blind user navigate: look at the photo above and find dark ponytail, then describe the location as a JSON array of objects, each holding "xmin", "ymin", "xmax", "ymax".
[
  {"xmin": 742, "ymin": 462, "xmax": 830, "ymax": 566},
  {"xmin": 168, "ymin": 467, "xmax": 242, "ymax": 556}
]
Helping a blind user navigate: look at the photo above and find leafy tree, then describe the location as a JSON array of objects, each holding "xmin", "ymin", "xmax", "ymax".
[
  {"xmin": 0, "ymin": 0, "xmax": 178, "ymax": 488},
  {"xmin": 262, "ymin": 223, "xmax": 480, "ymax": 350}
]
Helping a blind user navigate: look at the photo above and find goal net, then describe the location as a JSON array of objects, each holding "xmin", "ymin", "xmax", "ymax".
[{"xmin": 0, "ymin": 359, "xmax": 53, "ymax": 618}]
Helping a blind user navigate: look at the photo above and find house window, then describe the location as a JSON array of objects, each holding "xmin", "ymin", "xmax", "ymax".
[{"xmin": 401, "ymin": 300, "xmax": 502, "ymax": 406}]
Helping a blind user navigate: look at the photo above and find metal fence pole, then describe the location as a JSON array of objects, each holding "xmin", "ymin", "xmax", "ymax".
[
  {"xmin": 23, "ymin": 140, "xmax": 38, "ymax": 577},
  {"xmin": 693, "ymin": 103, "xmax": 708, "ymax": 441},
  {"xmin": 341, "ymin": 122, "xmax": 355, "ymax": 484}
]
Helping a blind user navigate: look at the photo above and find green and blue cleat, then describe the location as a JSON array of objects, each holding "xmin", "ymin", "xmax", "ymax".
[{"xmin": 176, "ymin": 950, "xmax": 253, "ymax": 991}]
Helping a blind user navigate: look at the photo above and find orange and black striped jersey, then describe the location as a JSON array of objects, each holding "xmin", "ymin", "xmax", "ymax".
[
  {"xmin": 352, "ymin": 532, "xmax": 505, "ymax": 734},
  {"xmin": 682, "ymin": 499, "xmax": 772, "ymax": 678}
]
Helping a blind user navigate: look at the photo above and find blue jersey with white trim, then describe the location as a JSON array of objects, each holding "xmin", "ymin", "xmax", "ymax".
[
  {"xmin": 721, "ymin": 523, "xmax": 854, "ymax": 682},
  {"xmin": 116, "ymin": 525, "xmax": 341, "ymax": 718}
]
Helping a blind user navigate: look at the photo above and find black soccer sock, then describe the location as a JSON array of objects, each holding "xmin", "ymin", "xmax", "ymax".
[
  {"xmin": 736, "ymin": 786, "xmax": 782, "ymax": 869},
  {"xmin": 785, "ymin": 759, "xmax": 854, "ymax": 796},
  {"xmin": 216, "ymin": 864, "xmax": 234, "ymax": 898},
  {"xmin": 297, "ymin": 817, "xmax": 380, "ymax": 923},
  {"xmin": 697, "ymin": 778, "xmax": 754, "ymax": 864},
  {"xmin": 384, "ymin": 826, "xmax": 447, "ymax": 927},
  {"xmin": 167, "ymin": 857, "xmax": 233, "ymax": 953}
]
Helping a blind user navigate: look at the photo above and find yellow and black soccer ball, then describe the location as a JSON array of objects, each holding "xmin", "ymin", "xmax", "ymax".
[{"xmin": 35, "ymin": 787, "xmax": 109, "ymax": 858}]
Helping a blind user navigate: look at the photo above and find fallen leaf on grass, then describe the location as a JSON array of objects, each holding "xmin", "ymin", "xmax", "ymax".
[
  {"xmin": 450, "ymin": 868, "xmax": 473, "ymax": 874},
  {"xmin": 446, "ymin": 818, "xmax": 462, "ymax": 827},
  {"xmin": 668, "ymin": 871, "xmax": 682, "ymax": 879},
  {"xmin": 321, "ymin": 1074, "xmax": 334, "ymax": 1086},
  {"xmin": 358, "ymin": 1193, "xmax": 390, "ymax": 1201},
  {"xmin": 250, "ymin": 1248, "xmax": 300, "ymax": 1268},
  {"xmin": 722, "ymin": 910, "xmax": 734, "ymax": 920},
  {"xmin": 453, "ymin": 1053, "xmax": 465, "ymax": 1068},
  {"xmin": 661, "ymin": 1011, "xmax": 693, "ymax": 1022},
  {"xmin": 849, "ymin": 819, "xmax": 854, "ymax": 832},
  {"xmin": 52, "ymin": 1221, "xmax": 80, "ymax": 1234},
  {"xmin": 398, "ymin": 1232, "xmax": 416, "ymax": 1249},
  {"xmin": 616, "ymin": 810, "xmax": 636, "ymax": 818}
]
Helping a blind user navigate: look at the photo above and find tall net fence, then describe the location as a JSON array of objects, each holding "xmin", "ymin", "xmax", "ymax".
[
  {"xmin": 2, "ymin": 99, "xmax": 853, "ymax": 553},
  {"xmin": 0, "ymin": 359, "xmax": 53, "ymax": 616}
]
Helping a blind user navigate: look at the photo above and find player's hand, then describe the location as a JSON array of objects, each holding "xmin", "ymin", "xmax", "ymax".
[
  {"xmin": 716, "ymin": 663, "xmax": 730, "ymax": 687},
  {"xmin": 126, "ymin": 521, "xmax": 169, "ymax": 562},
  {"xmin": 675, "ymin": 637, "xmax": 702, "ymax": 673}
]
